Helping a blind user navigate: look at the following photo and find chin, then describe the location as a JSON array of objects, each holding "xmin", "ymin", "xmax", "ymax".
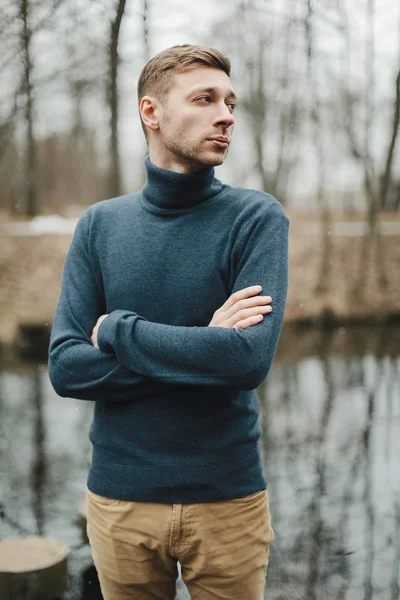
[{"xmin": 197, "ymin": 151, "xmax": 226, "ymax": 167}]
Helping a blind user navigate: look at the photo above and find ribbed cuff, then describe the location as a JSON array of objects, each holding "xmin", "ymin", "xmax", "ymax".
[{"xmin": 97, "ymin": 309, "xmax": 131, "ymax": 354}]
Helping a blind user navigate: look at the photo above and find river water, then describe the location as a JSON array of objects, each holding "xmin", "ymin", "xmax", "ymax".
[{"xmin": 0, "ymin": 324, "xmax": 399, "ymax": 600}]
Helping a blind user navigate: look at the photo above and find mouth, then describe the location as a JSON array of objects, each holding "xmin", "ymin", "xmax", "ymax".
[{"xmin": 207, "ymin": 137, "xmax": 230, "ymax": 149}]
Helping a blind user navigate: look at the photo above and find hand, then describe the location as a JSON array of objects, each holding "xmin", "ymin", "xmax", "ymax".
[
  {"xmin": 208, "ymin": 285, "xmax": 272, "ymax": 330},
  {"xmin": 91, "ymin": 314, "xmax": 109, "ymax": 348}
]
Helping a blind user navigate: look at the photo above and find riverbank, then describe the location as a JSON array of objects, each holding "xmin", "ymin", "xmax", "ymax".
[{"xmin": 0, "ymin": 211, "xmax": 399, "ymax": 349}]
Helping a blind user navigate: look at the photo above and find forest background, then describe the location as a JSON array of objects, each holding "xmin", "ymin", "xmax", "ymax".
[{"xmin": 0, "ymin": 0, "xmax": 399, "ymax": 346}]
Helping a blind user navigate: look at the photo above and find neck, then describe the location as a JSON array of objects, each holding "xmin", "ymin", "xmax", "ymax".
[
  {"xmin": 141, "ymin": 155, "xmax": 223, "ymax": 212},
  {"xmin": 148, "ymin": 149, "xmax": 207, "ymax": 174}
]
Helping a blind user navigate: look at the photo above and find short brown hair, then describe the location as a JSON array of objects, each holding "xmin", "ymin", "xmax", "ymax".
[{"xmin": 137, "ymin": 44, "xmax": 231, "ymax": 138}]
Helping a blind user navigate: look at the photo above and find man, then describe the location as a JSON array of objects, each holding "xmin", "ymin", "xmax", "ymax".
[{"xmin": 48, "ymin": 44, "xmax": 289, "ymax": 600}]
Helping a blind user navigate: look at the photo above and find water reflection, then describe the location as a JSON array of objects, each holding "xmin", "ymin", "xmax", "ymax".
[
  {"xmin": 0, "ymin": 325, "xmax": 399, "ymax": 600},
  {"xmin": 260, "ymin": 327, "xmax": 400, "ymax": 600},
  {"xmin": 31, "ymin": 370, "xmax": 46, "ymax": 536}
]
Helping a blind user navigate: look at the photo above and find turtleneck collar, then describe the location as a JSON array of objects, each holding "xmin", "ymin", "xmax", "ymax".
[{"xmin": 140, "ymin": 155, "xmax": 224, "ymax": 214}]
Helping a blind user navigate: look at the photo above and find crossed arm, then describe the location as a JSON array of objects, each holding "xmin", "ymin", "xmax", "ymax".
[{"xmin": 48, "ymin": 205, "xmax": 289, "ymax": 401}]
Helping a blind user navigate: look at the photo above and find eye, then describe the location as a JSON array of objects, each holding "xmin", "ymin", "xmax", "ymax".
[
  {"xmin": 197, "ymin": 96, "xmax": 211, "ymax": 103},
  {"xmin": 227, "ymin": 102, "xmax": 236, "ymax": 112}
]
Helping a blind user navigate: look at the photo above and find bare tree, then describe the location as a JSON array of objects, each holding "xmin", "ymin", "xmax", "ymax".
[
  {"xmin": 358, "ymin": 0, "xmax": 388, "ymax": 291},
  {"xmin": 19, "ymin": 0, "xmax": 38, "ymax": 217},
  {"xmin": 380, "ymin": 69, "xmax": 400, "ymax": 210},
  {"xmin": 1, "ymin": 0, "xmax": 66, "ymax": 215},
  {"xmin": 303, "ymin": 0, "xmax": 332, "ymax": 295},
  {"xmin": 339, "ymin": 0, "xmax": 388, "ymax": 293},
  {"xmin": 243, "ymin": 34, "xmax": 270, "ymax": 193},
  {"xmin": 218, "ymin": 0, "xmax": 302, "ymax": 204},
  {"xmin": 142, "ymin": 0, "xmax": 151, "ymax": 63},
  {"xmin": 108, "ymin": 0, "xmax": 127, "ymax": 198},
  {"xmin": 273, "ymin": 0, "xmax": 301, "ymax": 203}
]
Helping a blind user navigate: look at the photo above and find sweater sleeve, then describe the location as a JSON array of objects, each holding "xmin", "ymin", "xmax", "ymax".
[
  {"xmin": 48, "ymin": 209, "xmax": 177, "ymax": 401},
  {"xmin": 97, "ymin": 202, "xmax": 289, "ymax": 390}
]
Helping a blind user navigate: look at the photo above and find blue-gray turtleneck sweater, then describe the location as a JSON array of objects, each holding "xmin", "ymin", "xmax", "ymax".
[{"xmin": 48, "ymin": 156, "xmax": 289, "ymax": 503}]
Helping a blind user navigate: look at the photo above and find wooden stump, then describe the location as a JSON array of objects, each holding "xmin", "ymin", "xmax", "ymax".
[{"xmin": 0, "ymin": 537, "xmax": 69, "ymax": 600}]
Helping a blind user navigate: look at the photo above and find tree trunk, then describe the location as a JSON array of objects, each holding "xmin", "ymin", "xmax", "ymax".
[
  {"xmin": 250, "ymin": 37, "xmax": 269, "ymax": 192},
  {"xmin": 339, "ymin": 0, "xmax": 388, "ymax": 294},
  {"xmin": 20, "ymin": 0, "xmax": 38, "ymax": 217},
  {"xmin": 303, "ymin": 0, "xmax": 332, "ymax": 295},
  {"xmin": 108, "ymin": 0, "xmax": 127, "ymax": 198},
  {"xmin": 355, "ymin": 0, "xmax": 388, "ymax": 293},
  {"xmin": 380, "ymin": 70, "xmax": 400, "ymax": 210},
  {"xmin": 143, "ymin": 0, "xmax": 150, "ymax": 62}
]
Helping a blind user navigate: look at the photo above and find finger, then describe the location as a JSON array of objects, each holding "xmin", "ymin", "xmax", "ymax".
[
  {"xmin": 223, "ymin": 294, "xmax": 272, "ymax": 321},
  {"xmin": 217, "ymin": 286, "xmax": 263, "ymax": 313},
  {"xmin": 225, "ymin": 305, "xmax": 272, "ymax": 328},
  {"xmin": 233, "ymin": 314, "xmax": 265, "ymax": 330}
]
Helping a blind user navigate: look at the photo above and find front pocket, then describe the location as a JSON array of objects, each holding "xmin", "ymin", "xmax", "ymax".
[{"xmin": 86, "ymin": 487, "xmax": 119, "ymax": 506}]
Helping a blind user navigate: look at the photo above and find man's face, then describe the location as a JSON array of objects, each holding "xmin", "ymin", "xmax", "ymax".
[{"xmin": 153, "ymin": 67, "xmax": 236, "ymax": 169}]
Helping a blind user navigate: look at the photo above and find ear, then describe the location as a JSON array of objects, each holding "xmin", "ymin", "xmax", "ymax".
[{"xmin": 140, "ymin": 96, "xmax": 161, "ymax": 132}]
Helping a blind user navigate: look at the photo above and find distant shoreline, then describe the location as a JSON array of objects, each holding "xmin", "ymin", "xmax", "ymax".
[{"xmin": 1, "ymin": 211, "xmax": 399, "ymax": 352}]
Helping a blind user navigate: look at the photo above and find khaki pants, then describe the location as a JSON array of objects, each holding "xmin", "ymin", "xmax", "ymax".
[{"xmin": 86, "ymin": 487, "xmax": 274, "ymax": 600}]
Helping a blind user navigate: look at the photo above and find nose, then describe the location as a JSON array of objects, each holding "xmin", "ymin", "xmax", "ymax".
[{"xmin": 213, "ymin": 102, "xmax": 235, "ymax": 129}]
